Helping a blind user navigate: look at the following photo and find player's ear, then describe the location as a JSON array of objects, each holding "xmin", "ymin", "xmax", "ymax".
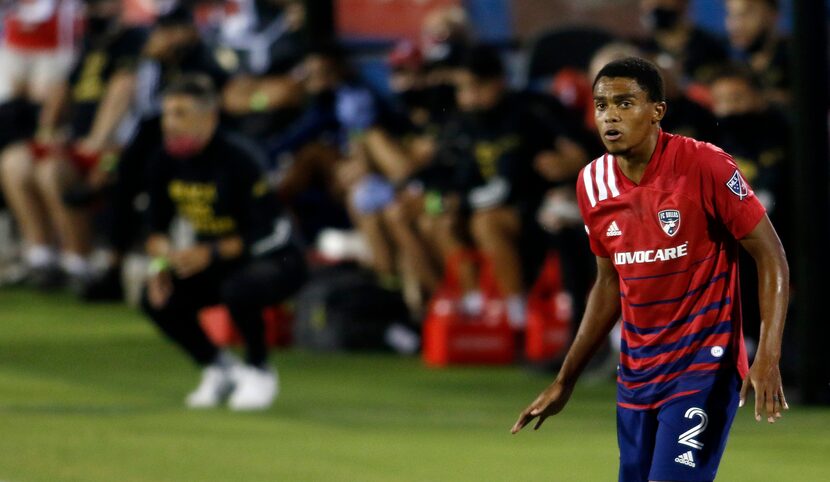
[{"xmin": 652, "ymin": 101, "xmax": 667, "ymax": 124}]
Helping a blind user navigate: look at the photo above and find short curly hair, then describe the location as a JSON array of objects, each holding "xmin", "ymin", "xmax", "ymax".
[{"xmin": 593, "ymin": 56, "xmax": 665, "ymax": 103}]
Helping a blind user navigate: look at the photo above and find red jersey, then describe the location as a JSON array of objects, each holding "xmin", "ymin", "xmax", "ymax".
[
  {"xmin": 3, "ymin": 0, "xmax": 78, "ymax": 51},
  {"xmin": 576, "ymin": 131, "xmax": 765, "ymax": 410}
]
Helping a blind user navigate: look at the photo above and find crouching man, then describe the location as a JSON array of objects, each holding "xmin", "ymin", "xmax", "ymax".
[{"xmin": 142, "ymin": 75, "xmax": 306, "ymax": 411}]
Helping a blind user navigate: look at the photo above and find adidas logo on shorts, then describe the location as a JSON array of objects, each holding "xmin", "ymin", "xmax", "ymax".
[{"xmin": 674, "ymin": 450, "xmax": 696, "ymax": 468}]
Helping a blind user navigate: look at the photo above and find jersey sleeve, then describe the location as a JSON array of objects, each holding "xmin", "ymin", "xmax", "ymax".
[
  {"xmin": 698, "ymin": 145, "xmax": 766, "ymax": 240},
  {"xmin": 576, "ymin": 167, "xmax": 610, "ymax": 258}
]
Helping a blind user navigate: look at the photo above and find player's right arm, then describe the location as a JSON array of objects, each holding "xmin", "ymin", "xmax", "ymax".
[{"xmin": 511, "ymin": 255, "xmax": 621, "ymax": 433}]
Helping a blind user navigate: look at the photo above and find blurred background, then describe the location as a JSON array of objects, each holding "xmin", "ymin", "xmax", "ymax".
[{"xmin": 0, "ymin": 1, "xmax": 828, "ymax": 480}]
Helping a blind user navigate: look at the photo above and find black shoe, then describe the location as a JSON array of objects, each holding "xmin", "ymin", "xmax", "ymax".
[
  {"xmin": 27, "ymin": 265, "xmax": 67, "ymax": 291},
  {"xmin": 78, "ymin": 266, "xmax": 124, "ymax": 302}
]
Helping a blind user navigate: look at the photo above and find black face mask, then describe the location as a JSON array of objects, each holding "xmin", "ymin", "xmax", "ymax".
[
  {"xmin": 87, "ymin": 16, "xmax": 115, "ymax": 39},
  {"xmin": 423, "ymin": 84, "xmax": 456, "ymax": 112},
  {"xmin": 744, "ymin": 28, "xmax": 772, "ymax": 55},
  {"xmin": 717, "ymin": 111, "xmax": 765, "ymax": 141},
  {"xmin": 398, "ymin": 88, "xmax": 428, "ymax": 110},
  {"xmin": 649, "ymin": 7, "xmax": 681, "ymax": 31}
]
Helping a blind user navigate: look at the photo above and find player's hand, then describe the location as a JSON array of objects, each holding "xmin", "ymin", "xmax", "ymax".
[
  {"xmin": 511, "ymin": 380, "xmax": 574, "ymax": 434},
  {"xmin": 147, "ymin": 271, "xmax": 173, "ymax": 309},
  {"xmin": 170, "ymin": 245, "xmax": 212, "ymax": 279},
  {"xmin": 740, "ymin": 357, "xmax": 789, "ymax": 423}
]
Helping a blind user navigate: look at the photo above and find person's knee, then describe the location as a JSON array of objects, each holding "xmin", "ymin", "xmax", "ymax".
[
  {"xmin": 471, "ymin": 208, "xmax": 520, "ymax": 246},
  {"xmin": 383, "ymin": 199, "xmax": 407, "ymax": 226},
  {"xmin": 470, "ymin": 210, "xmax": 499, "ymax": 245},
  {"xmin": 33, "ymin": 158, "xmax": 67, "ymax": 194},
  {"xmin": 0, "ymin": 144, "xmax": 34, "ymax": 184}
]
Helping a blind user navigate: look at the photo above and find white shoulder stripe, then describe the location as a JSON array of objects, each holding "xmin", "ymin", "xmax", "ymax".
[
  {"xmin": 606, "ymin": 155, "xmax": 620, "ymax": 197},
  {"xmin": 595, "ymin": 156, "xmax": 608, "ymax": 201},
  {"xmin": 582, "ymin": 163, "xmax": 596, "ymax": 207}
]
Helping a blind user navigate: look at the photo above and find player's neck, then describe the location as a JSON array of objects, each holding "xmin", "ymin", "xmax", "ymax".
[{"xmin": 615, "ymin": 130, "xmax": 660, "ymax": 185}]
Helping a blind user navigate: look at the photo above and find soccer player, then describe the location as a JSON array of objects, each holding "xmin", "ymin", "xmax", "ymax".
[{"xmin": 511, "ymin": 57, "xmax": 789, "ymax": 482}]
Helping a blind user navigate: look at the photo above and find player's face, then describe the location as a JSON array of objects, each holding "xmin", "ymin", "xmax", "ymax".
[{"xmin": 593, "ymin": 77, "xmax": 665, "ymax": 155}]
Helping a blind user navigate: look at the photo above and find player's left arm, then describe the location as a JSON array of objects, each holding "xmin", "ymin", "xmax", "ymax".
[{"xmin": 738, "ymin": 215, "xmax": 790, "ymax": 423}]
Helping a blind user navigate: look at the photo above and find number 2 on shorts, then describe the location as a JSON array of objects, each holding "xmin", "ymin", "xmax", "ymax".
[{"xmin": 678, "ymin": 407, "xmax": 708, "ymax": 449}]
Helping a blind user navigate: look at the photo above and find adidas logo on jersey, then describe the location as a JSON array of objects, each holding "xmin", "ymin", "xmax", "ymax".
[
  {"xmin": 674, "ymin": 451, "xmax": 696, "ymax": 468},
  {"xmin": 606, "ymin": 221, "xmax": 622, "ymax": 237}
]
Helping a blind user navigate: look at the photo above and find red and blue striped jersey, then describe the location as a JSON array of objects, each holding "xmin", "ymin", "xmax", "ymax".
[{"xmin": 576, "ymin": 131, "xmax": 765, "ymax": 410}]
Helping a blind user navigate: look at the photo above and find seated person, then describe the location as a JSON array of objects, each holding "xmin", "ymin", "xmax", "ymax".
[
  {"xmin": 426, "ymin": 45, "xmax": 587, "ymax": 328},
  {"xmin": 0, "ymin": 0, "xmax": 146, "ymax": 289},
  {"xmin": 216, "ymin": 0, "xmax": 307, "ymax": 140},
  {"xmin": 336, "ymin": 41, "xmax": 448, "ymax": 294},
  {"xmin": 638, "ymin": 0, "xmax": 729, "ymax": 83},
  {"xmin": 142, "ymin": 75, "xmax": 307, "ymax": 411},
  {"xmin": 710, "ymin": 62, "xmax": 791, "ymax": 351},
  {"xmin": 0, "ymin": 0, "xmax": 79, "ymax": 149},
  {"xmin": 264, "ymin": 44, "xmax": 383, "ymax": 241},
  {"xmin": 725, "ymin": 0, "xmax": 790, "ymax": 104},
  {"xmin": 377, "ymin": 40, "xmax": 457, "ymax": 303},
  {"xmin": 710, "ymin": 63, "xmax": 789, "ymax": 230}
]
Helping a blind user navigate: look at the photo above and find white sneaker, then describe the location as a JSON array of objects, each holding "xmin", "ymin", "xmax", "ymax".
[
  {"xmin": 184, "ymin": 351, "xmax": 240, "ymax": 408},
  {"xmin": 185, "ymin": 366, "xmax": 233, "ymax": 408},
  {"xmin": 228, "ymin": 364, "xmax": 279, "ymax": 411}
]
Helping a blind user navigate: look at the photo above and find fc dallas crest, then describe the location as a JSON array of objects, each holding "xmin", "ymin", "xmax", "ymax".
[{"xmin": 658, "ymin": 209, "xmax": 681, "ymax": 237}]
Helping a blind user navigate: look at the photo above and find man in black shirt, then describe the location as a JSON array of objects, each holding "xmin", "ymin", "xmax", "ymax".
[
  {"xmin": 142, "ymin": 75, "xmax": 306, "ymax": 411},
  {"xmin": 431, "ymin": 45, "xmax": 587, "ymax": 329}
]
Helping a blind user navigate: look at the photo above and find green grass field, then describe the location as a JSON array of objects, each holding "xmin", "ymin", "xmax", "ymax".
[{"xmin": 1, "ymin": 288, "xmax": 828, "ymax": 482}]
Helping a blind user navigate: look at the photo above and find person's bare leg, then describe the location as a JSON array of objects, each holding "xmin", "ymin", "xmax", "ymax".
[
  {"xmin": 33, "ymin": 157, "xmax": 92, "ymax": 276},
  {"xmin": 429, "ymin": 210, "xmax": 484, "ymax": 315},
  {"xmin": 277, "ymin": 143, "xmax": 341, "ymax": 203},
  {"xmin": 0, "ymin": 143, "xmax": 55, "ymax": 263},
  {"xmin": 352, "ymin": 209, "xmax": 397, "ymax": 283},
  {"xmin": 383, "ymin": 195, "xmax": 441, "ymax": 291},
  {"xmin": 470, "ymin": 206, "xmax": 526, "ymax": 327}
]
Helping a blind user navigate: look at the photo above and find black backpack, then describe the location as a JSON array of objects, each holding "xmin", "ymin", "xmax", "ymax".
[{"xmin": 294, "ymin": 263, "xmax": 410, "ymax": 351}]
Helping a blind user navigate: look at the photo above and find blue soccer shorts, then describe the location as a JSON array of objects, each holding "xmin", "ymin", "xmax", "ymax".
[{"xmin": 616, "ymin": 371, "xmax": 741, "ymax": 482}]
